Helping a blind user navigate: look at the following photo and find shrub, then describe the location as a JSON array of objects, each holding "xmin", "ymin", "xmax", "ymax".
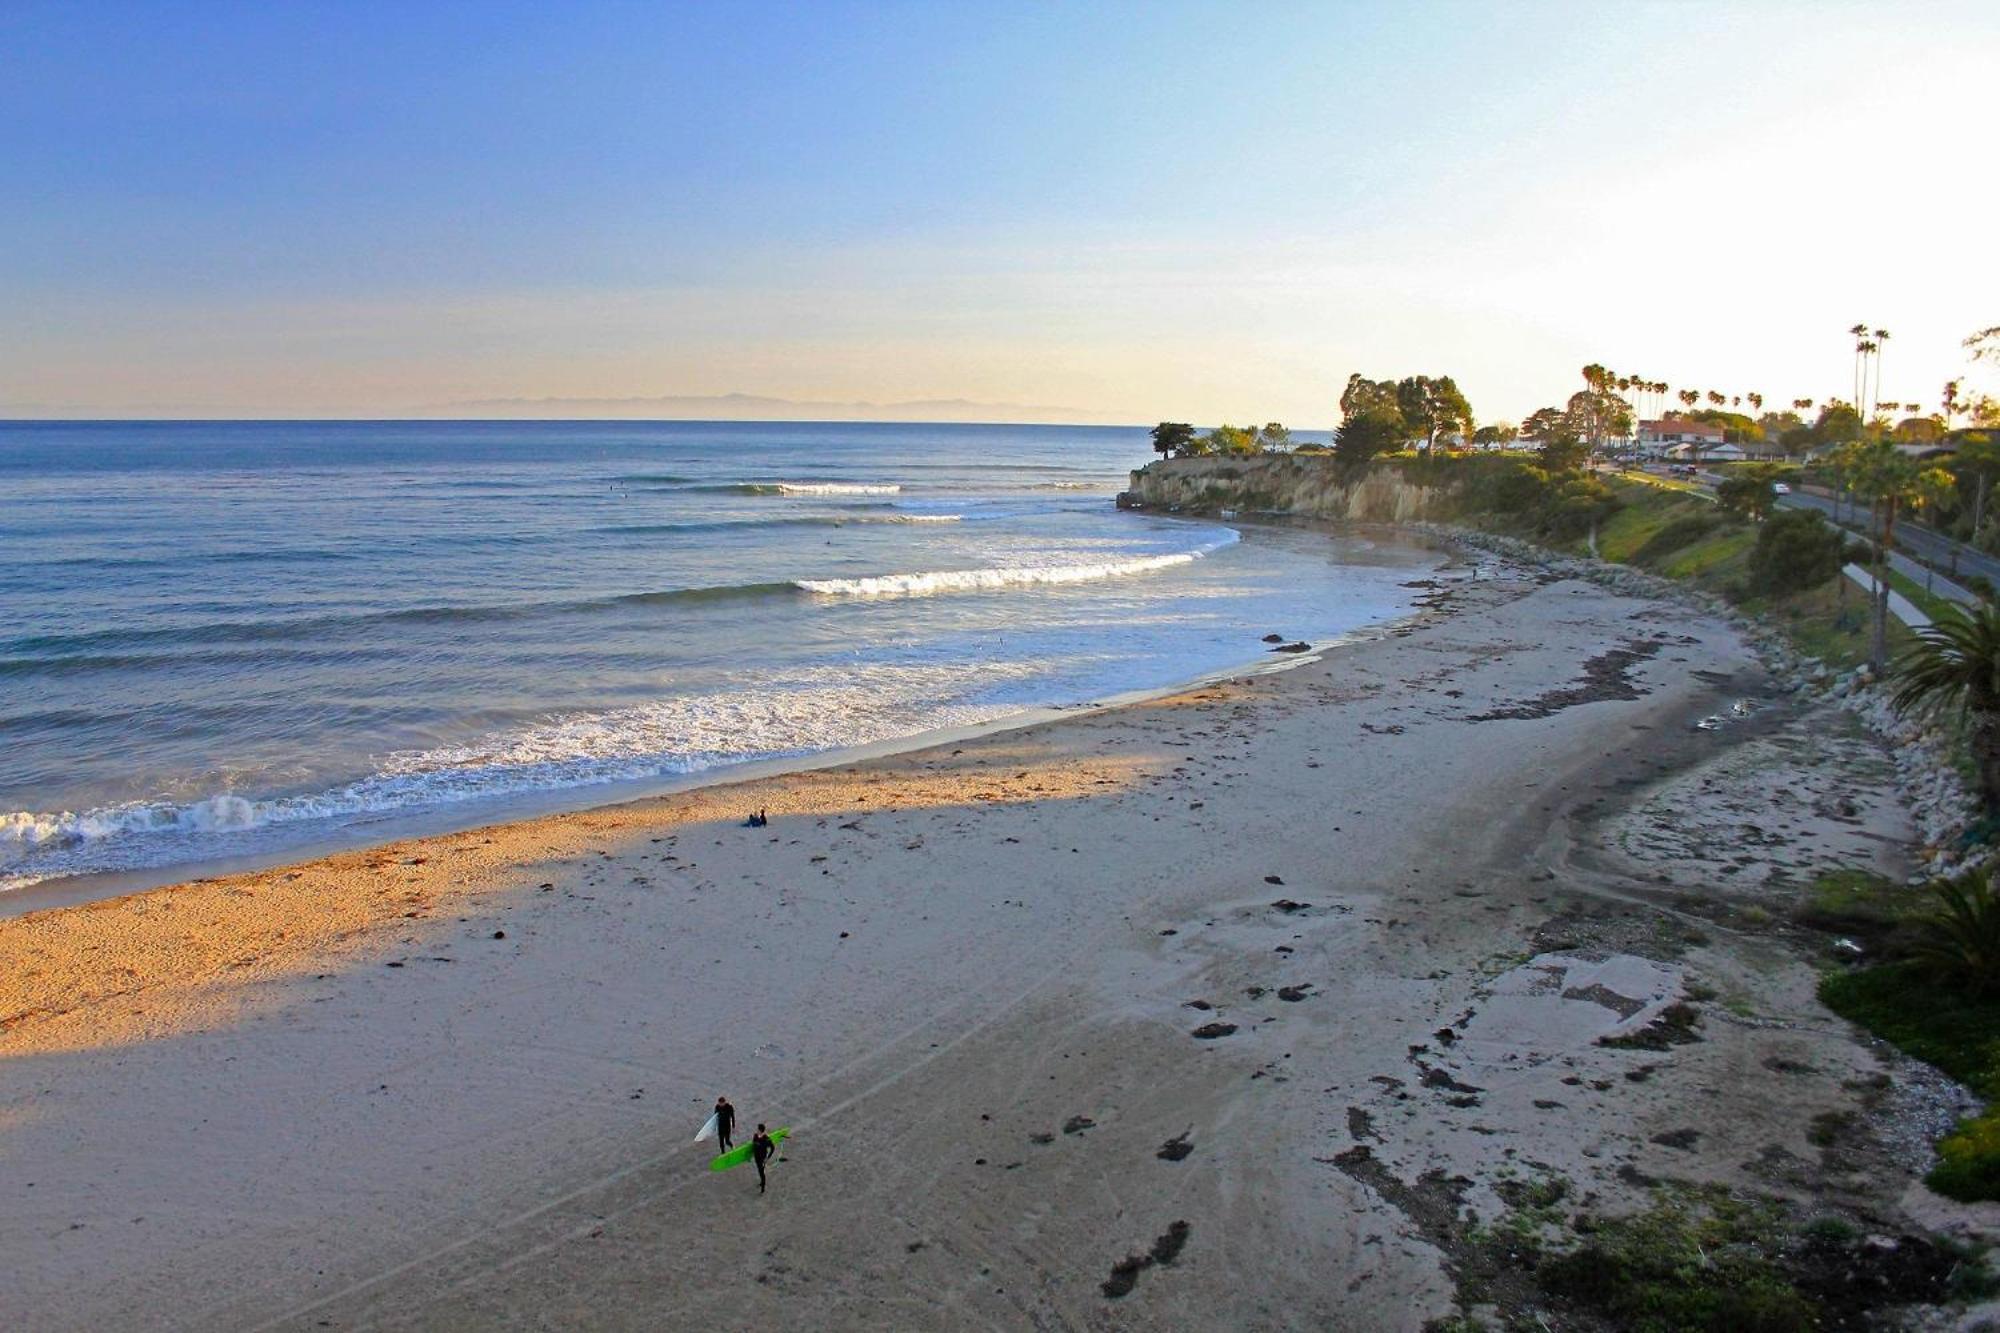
[
  {"xmin": 1542, "ymin": 476, "xmax": 1622, "ymax": 542},
  {"xmin": 1930, "ymin": 1111, "xmax": 2000, "ymax": 1202},
  {"xmin": 1910, "ymin": 870, "xmax": 2000, "ymax": 996},
  {"xmin": 1748, "ymin": 508, "xmax": 1845, "ymax": 596},
  {"xmin": 1489, "ymin": 462, "xmax": 1551, "ymax": 514}
]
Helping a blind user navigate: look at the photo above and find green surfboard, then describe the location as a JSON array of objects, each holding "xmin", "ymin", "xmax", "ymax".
[{"xmin": 709, "ymin": 1126, "xmax": 790, "ymax": 1171}]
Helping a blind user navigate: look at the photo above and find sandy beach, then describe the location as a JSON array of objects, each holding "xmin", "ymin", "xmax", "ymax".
[{"xmin": 4, "ymin": 541, "xmax": 1984, "ymax": 1330}]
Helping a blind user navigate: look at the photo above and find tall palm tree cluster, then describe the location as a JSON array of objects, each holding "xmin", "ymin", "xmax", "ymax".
[{"xmin": 1850, "ymin": 321, "xmax": 1893, "ymax": 422}]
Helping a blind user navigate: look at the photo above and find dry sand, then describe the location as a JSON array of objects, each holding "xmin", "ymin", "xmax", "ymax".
[{"xmin": 3, "ymin": 547, "xmax": 1985, "ymax": 1330}]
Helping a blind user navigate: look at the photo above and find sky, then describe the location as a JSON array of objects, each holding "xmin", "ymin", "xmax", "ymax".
[{"xmin": 4, "ymin": 1, "xmax": 1998, "ymax": 426}]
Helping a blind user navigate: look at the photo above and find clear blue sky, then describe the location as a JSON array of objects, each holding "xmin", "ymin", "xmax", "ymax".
[{"xmin": 5, "ymin": 1, "xmax": 1997, "ymax": 423}]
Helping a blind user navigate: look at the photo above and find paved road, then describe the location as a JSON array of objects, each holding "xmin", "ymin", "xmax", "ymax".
[{"xmin": 1778, "ymin": 490, "xmax": 2000, "ymax": 593}]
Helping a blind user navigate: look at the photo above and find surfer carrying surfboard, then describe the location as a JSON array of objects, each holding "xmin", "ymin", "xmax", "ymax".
[
  {"xmin": 713, "ymin": 1096, "xmax": 736, "ymax": 1152},
  {"xmin": 750, "ymin": 1125, "xmax": 776, "ymax": 1194}
]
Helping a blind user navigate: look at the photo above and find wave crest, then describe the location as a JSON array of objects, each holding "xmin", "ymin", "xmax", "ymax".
[
  {"xmin": 706, "ymin": 481, "xmax": 904, "ymax": 496},
  {"xmin": 795, "ymin": 536, "xmax": 1235, "ymax": 598}
]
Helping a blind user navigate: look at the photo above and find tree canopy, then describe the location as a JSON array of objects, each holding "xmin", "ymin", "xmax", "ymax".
[
  {"xmin": 1522, "ymin": 404, "xmax": 1589, "ymax": 472},
  {"xmin": 1715, "ymin": 463, "xmax": 1786, "ymax": 521},
  {"xmin": 1394, "ymin": 375, "xmax": 1473, "ymax": 452},
  {"xmin": 1149, "ymin": 422, "xmax": 1196, "ymax": 459},
  {"xmin": 1339, "ymin": 373, "xmax": 1404, "ymax": 428},
  {"xmin": 1256, "ymin": 422, "xmax": 1292, "ymax": 452},
  {"xmin": 1199, "ymin": 424, "xmax": 1259, "ymax": 456},
  {"xmin": 1334, "ymin": 408, "xmax": 1404, "ymax": 467}
]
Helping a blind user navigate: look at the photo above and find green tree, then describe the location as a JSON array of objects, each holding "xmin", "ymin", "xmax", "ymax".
[
  {"xmin": 1748, "ymin": 508, "xmax": 1844, "ymax": 595},
  {"xmin": 1566, "ymin": 387, "xmax": 1632, "ymax": 458},
  {"xmin": 1333, "ymin": 408, "xmax": 1404, "ymax": 467},
  {"xmin": 1891, "ymin": 601, "xmax": 2000, "ymax": 816},
  {"xmin": 1842, "ymin": 440, "xmax": 1955, "ymax": 670},
  {"xmin": 1470, "ymin": 423, "xmax": 1517, "ymax": 448},
  {"xmin": 1715, "ymin": 463, "xmax": 1785, "ymax": 521},
  {"xmin": 1952, "ymin": 433, "xmax": 2000, "ymax": 547},
  {"xmin": 1813, "ymin": 401, "xmax": 1863, "ymax": 446},
  {"xmin": 1394, "ymin": 374, "xmax": 1473, "ymax": 453},
  {"xmin": 1200, "ymin": 424, "xmax": 1258, "ymax": 456},
  {"xmin": 1339, "ymin": 373, "xmax": 1403, "ymax": 426},
  {"xmin": 1149, "ymin": 422, "xmax": 1196, "ymax": 460},
  {"xmin": 1523, "ymin": 405, "xmax": 1588, "ymax": 473},
  {"xmin": 1255, "ymin": 422, "xmax": 1292, "ymax": 453}
]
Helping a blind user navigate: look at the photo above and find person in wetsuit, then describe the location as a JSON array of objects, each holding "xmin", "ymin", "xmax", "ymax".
[
  {"xmin": 713, "ymin": 1096, "xmax": 736, "ymax": 1152},
  {"xmin": 750, "ymin": 1124, "xmax": 776, "ymax": 1194}
]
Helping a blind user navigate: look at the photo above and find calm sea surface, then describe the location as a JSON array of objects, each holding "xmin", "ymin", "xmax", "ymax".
[{"xmin": 0, "ymin": 420, "xmax": 1432, "ymax": 892}]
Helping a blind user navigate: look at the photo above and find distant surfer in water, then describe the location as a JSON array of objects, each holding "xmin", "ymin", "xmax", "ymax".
[
  {"xmin": 714, "ymin": 1096, "xmax": 736, "ymax": 1152},
  {"xmin": 751, "ymin": 1124, "xmax": 776, "ymax": 1194}
]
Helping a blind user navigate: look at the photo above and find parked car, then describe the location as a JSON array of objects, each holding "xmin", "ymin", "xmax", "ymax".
[{"xmin": 1773, "ymin": 482, "xmax": 1791, "ymax": 494}]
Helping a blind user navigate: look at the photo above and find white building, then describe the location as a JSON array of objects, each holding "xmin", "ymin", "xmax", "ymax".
[{"xmin": 1636, "ymin": 418, "xmax": 1728, "ymax": 459}]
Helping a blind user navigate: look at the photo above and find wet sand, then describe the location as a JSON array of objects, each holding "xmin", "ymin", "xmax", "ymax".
[{"xmin": 3, "ymin": 550, "xmax": 1967, "ymax": 1331}]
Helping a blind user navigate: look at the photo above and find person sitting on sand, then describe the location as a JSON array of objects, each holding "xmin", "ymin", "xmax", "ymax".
[
  {"xmin": 743, "ymin": 809, "xmax": 768, "ymax": 828},
  {"xmin": 714, "ymin": 1095, "xmax": 736, "ymax": 1152},
  {"xmin": 750, "ymin": 1124, "xmax": 776, "ymax": 1194}
]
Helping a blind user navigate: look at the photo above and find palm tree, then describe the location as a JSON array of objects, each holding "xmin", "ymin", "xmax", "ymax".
[
  {"xmin": 1843, "ymin": 439, "xmax": 1956, "ymax": 671},
  {"xmin": 1873, "ymin": 328, "xmax": 1892, "ymax": 417},
  {"xmin": 1859, "ymin": 339, "xmax": 1880, "ymax": 422},
  {"xmin": 1850, "ymin": 321, "xmax": 1870, "ymax": 416},
  {"xmin": 1891, "ymin": 600, "xmax": 2000, "ymax": 815},
  {"xmin": 1678, "ymin": 388, "xmax": 1699, "ymax": 411},
  {"xmin": 1747, "ymin": 392, "xmax": 1763, "ymax": 414},
  {"xmin": 1707, "ymin": 390, "xmax": 1725, "ymax": 407}
]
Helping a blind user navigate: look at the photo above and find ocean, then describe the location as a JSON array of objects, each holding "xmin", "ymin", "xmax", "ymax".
[{"xmin": 0, "ymin": 420, "xmax": 1432, "ymax": 895}]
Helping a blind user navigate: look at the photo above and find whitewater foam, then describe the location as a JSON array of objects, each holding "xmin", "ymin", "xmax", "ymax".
[
  {"xmin": 773, "ymin": 482, "xmax": 902, "ymax": 495},
  {"xmin": 0, "ymin": 661, "xmax": 1045, "ymax": 889},
  {"xmin": 795, "ymin": 534, "xmax": 1238, "ymax": 598}
]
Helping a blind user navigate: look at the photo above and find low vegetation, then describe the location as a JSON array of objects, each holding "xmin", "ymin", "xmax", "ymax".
[
  {"xmin": 1438, "ymin": 1176, "xmax": 1982, "ymax": 1332},
  {"xmin": 1816, "ymin": 867, "xmax": 2000, "ymax": 1202}
]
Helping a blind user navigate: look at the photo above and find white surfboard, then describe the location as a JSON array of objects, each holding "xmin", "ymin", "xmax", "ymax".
[{"xmin": 696, "ymin": 1111, "xmax": 719, "ymax": 1142}]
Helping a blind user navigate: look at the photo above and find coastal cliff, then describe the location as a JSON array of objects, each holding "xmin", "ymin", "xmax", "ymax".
[{"xmin": 1123, "ymin": 454, "xmax": 1464, "ymax": 522}]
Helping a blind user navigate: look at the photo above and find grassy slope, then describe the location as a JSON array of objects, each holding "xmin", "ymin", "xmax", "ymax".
[{"xmin": 1464, "ymin": 473, "xmax": 1886, "ymax": 667}]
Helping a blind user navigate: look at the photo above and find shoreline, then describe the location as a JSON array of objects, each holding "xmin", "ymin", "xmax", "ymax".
[
  {"xmin": 0, "ymin": 521, "xmax": 1444, "ymax": 919},
  {"xmin": 5, "ymin": 533, "xmax": 1991, "ymax": 1331}
]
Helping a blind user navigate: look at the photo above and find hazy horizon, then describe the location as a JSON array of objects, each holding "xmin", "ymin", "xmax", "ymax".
[{"xmin": 7, "ymin": 2, "xmax": 1998, "ymax": 426}]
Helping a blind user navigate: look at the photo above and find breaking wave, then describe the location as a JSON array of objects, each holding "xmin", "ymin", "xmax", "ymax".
[
  {"xmin": 795, "ymin": 533, "xmax": 1237, "ymax": 598},
  {"xmin": 0, "ymin": 663, "xmax": 1041, "ymax": 890},
  {"xmin": 692, "ymin": 481, "xmax": 903, "ymax": 496}
]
